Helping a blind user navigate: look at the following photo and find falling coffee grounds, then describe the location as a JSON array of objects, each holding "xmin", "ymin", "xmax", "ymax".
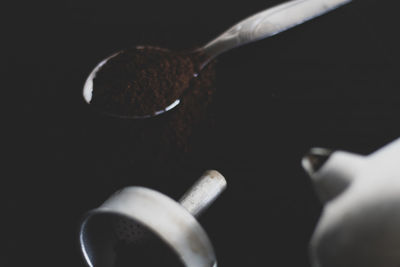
[
  {"xmin": 91, "ymin": 46, "xmax": 199, "ymax": 117},
  {"xmin": 86, "ymin": 49, "xmax": 217, "ymax": 185}
]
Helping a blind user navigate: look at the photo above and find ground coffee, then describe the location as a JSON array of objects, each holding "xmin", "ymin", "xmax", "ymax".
[{"xmin": 91, "ymin": 46, "xmax": 200, "ymax": 117}]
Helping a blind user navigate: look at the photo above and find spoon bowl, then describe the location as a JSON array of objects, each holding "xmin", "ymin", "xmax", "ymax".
[{"xmin": 83, "ymin": 47, "xmax": 188, "ymax": 119}]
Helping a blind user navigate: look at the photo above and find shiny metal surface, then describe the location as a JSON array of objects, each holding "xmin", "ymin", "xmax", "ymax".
[
  {"xmin": 79, "ymin": 170, "xmax": 226, "ymax": 267},
  {"xmin": 83, "ymin": 0, "xmax": 351, "ymax": 118}
]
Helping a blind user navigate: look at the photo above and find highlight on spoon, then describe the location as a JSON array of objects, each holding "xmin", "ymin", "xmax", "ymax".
[{"xmin": 83, "ymin": 52, "xmax": 120, "ymax": 104}]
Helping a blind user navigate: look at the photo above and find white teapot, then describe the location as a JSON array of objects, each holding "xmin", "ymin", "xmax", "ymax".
[{"xmin": 302, "ymin": 138, "xmax": 400, "ymax": 267}]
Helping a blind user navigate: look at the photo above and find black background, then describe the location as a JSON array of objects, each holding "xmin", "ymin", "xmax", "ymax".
[{"xmin": 5, "ymin": 0, "xmax": 400, "ymax": 266}]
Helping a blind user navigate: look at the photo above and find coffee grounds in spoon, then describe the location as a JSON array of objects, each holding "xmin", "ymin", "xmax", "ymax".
[{"xmin": 91, "ymin": 46, "xmax": 197, "ymax": 117}]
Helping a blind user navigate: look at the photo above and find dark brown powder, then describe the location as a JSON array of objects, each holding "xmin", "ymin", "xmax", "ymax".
[
  {"xmin": 91, "ymin": 46, "xmax": 197, "ymax": 117},
  {"xmin": 86, "ymin": 47, "xmax": 217, "ymax": 185},
  {"xmin": 124, "ymin": 59, "xmax": 216, "ymax": 156}
]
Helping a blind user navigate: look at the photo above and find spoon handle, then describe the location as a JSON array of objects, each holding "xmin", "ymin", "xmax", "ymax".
[{"xmin": 202, "ymin": 0, "xmax": 351, "ymax": 58}]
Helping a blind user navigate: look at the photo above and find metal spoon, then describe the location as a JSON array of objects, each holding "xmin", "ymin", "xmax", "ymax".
[{"xmin": 83, "ymin": 0, "xmax": 351, "ymax": 118}]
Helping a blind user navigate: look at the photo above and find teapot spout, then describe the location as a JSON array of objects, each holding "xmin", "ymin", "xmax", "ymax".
[
  {"xmin": 302, "ymin": 148, "xmax": 364, "ymax": 203},
  {"xmin": 302, "ymin": 148, "xmax": 333, "ymax": 176}
]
